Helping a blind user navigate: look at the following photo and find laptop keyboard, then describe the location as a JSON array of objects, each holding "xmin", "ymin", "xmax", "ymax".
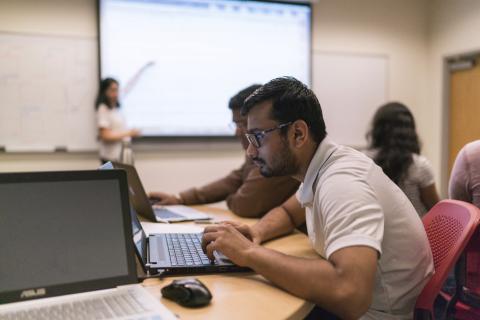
[
  {"xmin": 165, "ymin": 233, "xmax": 212, "ymax": 266},
  {"xmin": 0, "ymin": 290, "xmax": 154, "ymax": 320}
]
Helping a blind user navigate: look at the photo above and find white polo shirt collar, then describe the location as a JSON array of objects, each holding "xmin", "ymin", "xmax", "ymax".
[{"xmin": 297, "ymin": 136, "xmax": 338, "ymax": 206}]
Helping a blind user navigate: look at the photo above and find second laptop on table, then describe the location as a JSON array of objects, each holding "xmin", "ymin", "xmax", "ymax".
[{"xmin": 100, "ymin": 161, "xmax": 210, "ymax": 223}]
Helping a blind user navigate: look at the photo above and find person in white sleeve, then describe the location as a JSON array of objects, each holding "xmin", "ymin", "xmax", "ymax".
[
  {"xmin": 365, "ymin": 102, "xmax": 440, "ymax": 217},
  {"xmin": 95, "ymin": 62, "xmax": 154, "ymax": 163}
]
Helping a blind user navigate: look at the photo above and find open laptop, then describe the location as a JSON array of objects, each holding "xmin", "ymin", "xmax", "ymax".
[
  {"xmin": 100, "ymin": 162, "xmax": 210, "ymax": 223},
  {"xmin": 0, "ymin": 170, "xmax": 175, "ymax": 320},
  {"xmin": 129, "ymin": 206, "xmax": 250, "ymax": 276}
]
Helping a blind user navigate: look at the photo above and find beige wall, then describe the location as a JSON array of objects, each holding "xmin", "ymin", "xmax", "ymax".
[
  {"xmin": 0, "ymin": 0, "xmax": 96, "ymax": 37},
  {"xmin": 312, "ymin": 0, "xmax": 432, "ymax": 178},
  {"xmin": 1, "ymin": 0, "xmax": 478, "ymax": 196},
  {"xmin": 0, "ymin": 148, "xmax": 244, "ymax": 195},
  {"xmin": 427, "ymin": 0, "xmax": 480, "ymax": 194}
]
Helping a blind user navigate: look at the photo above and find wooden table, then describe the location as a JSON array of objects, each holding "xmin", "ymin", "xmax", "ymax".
[{"xmin": 139, "ymin": 206, "xmax": 319, "ymax": 320}]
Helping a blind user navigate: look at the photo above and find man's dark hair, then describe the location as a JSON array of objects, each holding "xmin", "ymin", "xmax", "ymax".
[
  {"xmin": 228, "ymin": 84, "xmax": 262, "ymax": 110},
  {"xmin": 241, "ymin": 77, "xmax": 326, "ymax": 143}
]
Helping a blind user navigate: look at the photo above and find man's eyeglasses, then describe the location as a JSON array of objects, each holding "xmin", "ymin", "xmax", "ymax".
[{"xmin": 245, "ymin": 122, "xmax": 293, "ymax": 148}]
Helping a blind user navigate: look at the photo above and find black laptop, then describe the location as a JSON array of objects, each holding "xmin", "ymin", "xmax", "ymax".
[
  {"xmin": 100, "ymin": 162, "xmax": 210, "ymax": 223},
  {"xmin": 129, "ymin": 206, "xmax": 250, "ymax": 275}
]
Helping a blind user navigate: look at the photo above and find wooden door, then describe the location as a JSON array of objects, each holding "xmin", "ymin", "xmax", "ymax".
[{"xmin": 448, "ymin": 56, "xmax": 480, "ymax": 174}]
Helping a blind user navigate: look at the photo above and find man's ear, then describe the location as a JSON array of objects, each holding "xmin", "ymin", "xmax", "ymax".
[{"xmin": 292, "ymin": 120, "xmax": 309, "ymax": 148}]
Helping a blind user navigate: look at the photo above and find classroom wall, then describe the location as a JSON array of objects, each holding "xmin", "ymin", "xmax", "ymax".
[
  {"xmin": 427, "ymin": 0, "xmax": 480, "ymax": 193},
  {"xmin": 1, "ymin": 0, "xmax": 474, "ymax": 197},
  {"xmin": 312, "ymin": 0, "xmax": 432, "ymax": 178}
]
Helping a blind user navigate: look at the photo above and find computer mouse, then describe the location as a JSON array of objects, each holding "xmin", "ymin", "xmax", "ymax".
[{"xmin": 161, "ymin": 278, "xmax": 212, "ymax": 308}]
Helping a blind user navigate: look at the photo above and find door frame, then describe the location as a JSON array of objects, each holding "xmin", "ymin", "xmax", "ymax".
[{"xmin": 441, "ymin": 49, "xmax": 480, "ymax": 196}]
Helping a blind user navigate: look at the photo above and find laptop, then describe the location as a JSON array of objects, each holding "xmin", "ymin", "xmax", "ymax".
[
  {"xmin": 129, "ymin": 206, "xmax": 250, "ymax": 276},
  {"xmin": 0, "ymin": 170, "xmax": 175, "ymax": 320},
  {"xmin": 100, "ymin": 162, "xmax": 210, "ymax": 223}
]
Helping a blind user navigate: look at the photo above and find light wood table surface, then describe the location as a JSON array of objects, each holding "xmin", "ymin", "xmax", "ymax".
[{"xmin": 139, "ymin": 205, "xmax": 320, "ymax": 320}]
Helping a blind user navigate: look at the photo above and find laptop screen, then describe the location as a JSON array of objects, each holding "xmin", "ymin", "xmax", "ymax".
[
  {"xmin": 100, "ymin": 161, "xmax": 158, "ymax": 222},
  {"xmin": 0, "ymin": 170, "xmax": 136, "ymax": 304},
  {"xmin": 130, "ymin": 206, "xmax": 148, "ymax": 268}
]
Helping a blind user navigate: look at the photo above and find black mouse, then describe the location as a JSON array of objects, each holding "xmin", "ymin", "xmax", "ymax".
[{"xmin": 161, "ymin": 278, "xmax": 212, "ymax": 308}]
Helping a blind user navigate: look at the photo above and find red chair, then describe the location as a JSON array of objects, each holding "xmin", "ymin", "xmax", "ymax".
[
  {"xmin": 450, "ymin": 228, "xmax": 480, "ymax": 319},
  {"xmin": 414, "ymin": 200, "xmax": 480, "ymax": 320},
  {"xmin": 454, "ymin": 299, "xmax": 480, "ymax": 319}
]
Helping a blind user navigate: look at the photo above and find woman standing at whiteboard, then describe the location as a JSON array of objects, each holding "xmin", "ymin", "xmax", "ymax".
[
  {"xmin": 95, "ymin": 77, "xmax": 141, "ymax": 164},
  {"xmin": 95, "ymin": 61, "xmax": 154, "ymax": 163},
  {"xmin": 365, "ymin": 102, "xmax": 440, "ymax": 217}
]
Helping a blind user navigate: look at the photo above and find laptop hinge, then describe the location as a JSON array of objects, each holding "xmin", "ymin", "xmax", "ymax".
[{"xmin": 145, "ymin": 237, "xmax": 152, "ymax": 268}]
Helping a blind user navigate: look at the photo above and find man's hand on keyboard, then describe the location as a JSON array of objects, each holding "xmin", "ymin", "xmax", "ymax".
[
  {"xmin": 201, "ymin": 224, "xmax": 259, "ymax": 267},
  {"xmin": 219, "ymin": 221, "xmax": 262, "ymax": 245},
  {"xmin": 148, "ymin": 191, "xmax": 183, "ymax": 205}
]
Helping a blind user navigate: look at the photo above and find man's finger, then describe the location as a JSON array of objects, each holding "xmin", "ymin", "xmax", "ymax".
[
  {"xmin": 149, "ymin": 192, "xmax": 163, "ymax": 198},
  {"xmin": 203, "ymin": 225, "xmax": 222, "ymax": 234},
  {"xmin": 221, "ymin": 221, "xmax": 239, "ymax": 226},
  {"xmin": 205, "ymin": 241, "xmax": 217, "ymax": 261},
  {"xmin": 201, "ymin": 231, "xmax": 222, "ymax": 253}
]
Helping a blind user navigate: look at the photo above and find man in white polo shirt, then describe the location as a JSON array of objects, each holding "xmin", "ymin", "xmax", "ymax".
[{"xmin": 202, "ymin": 77, "xmax": 434, "ymax": 319}]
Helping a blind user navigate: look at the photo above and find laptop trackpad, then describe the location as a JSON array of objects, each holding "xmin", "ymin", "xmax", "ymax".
[{"xmin": 149, "ymin": 235, "xmax": 170, "ymax": 266}]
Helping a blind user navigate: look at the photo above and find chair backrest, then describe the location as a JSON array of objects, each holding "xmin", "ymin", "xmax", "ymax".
[{"xmin": 415, "ymin": 200, "xmax": 480, "ymax": 319}]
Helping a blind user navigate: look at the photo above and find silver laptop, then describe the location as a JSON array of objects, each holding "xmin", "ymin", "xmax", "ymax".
[
  {"xmin": 100, "ymin": 161, "xmax": 210, "ymax": 223},
  {"xmin": 0, "ymin": 170, "xmax": 175, "ymax": 320}
]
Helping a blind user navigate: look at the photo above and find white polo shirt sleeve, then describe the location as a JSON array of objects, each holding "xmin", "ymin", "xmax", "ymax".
[
  {"xmin": 412, "ymin": 155, "xmax": 435, "ymax": 188},
  {"xmin": 317, "ymin": 172, "xmax": 384, "ymax": 259}
]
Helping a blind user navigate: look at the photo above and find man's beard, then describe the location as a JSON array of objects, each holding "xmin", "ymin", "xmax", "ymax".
[{"xmin": 254, "ymin": 142, "xmax": 299, "ymax": 178}]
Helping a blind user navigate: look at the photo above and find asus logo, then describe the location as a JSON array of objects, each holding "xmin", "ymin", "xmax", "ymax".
[{"xmin": 20, "ymin": 288, "xmax": 46, "ymax": 299}]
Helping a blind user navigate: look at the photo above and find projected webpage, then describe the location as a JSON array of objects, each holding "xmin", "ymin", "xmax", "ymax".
[{"xmin": 100, "ymin": 0, "xmax": 311, "ymax": 137}]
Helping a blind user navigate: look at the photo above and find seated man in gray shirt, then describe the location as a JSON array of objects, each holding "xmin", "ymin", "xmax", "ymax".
[{"xmin": 202, "ymin": 77, "xmax": 434, "ymax": 319}]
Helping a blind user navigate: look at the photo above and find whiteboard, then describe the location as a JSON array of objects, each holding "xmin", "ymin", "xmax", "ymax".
[
  {"xmin": 312, "ymin": 52, "xmax": 388, "ymax": 147},
  {"xmin": 0, "ymin": 32, "xmax": 98, "ymax": 152},
  {"xmin": 0, "ymin": 33, "xmax": 388, "ymax": 151}
]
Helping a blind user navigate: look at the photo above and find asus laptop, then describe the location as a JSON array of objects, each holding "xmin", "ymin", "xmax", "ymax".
[
  {"xmin": 129, "ymin": 206, "xmax": 250, "ymax": 276},
  {"xmin": 100, "ymin": 162, "xmax": 210, "ymax": 223},
  {"xmin": 0, "ymin": 170, "xmax": 175, "ymax": 320}
]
